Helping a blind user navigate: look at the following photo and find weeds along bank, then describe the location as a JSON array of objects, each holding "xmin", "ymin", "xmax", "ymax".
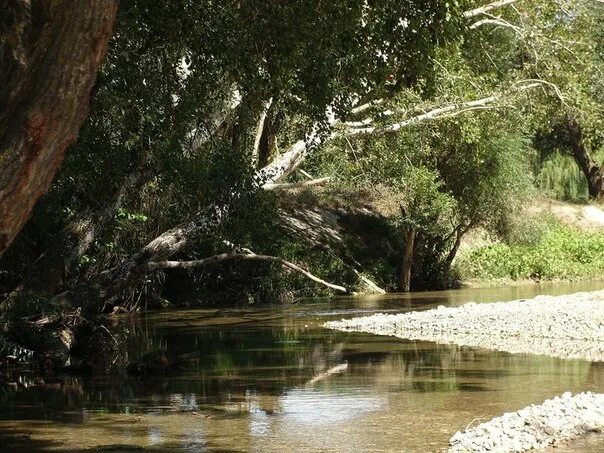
[{"xmin": 455, "ymin": 208, "xmax": 604, "ymax": 285}]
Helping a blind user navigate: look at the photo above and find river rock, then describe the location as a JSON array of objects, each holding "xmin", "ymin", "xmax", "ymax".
[
  {"xmin": 447, "ymin": 392, "xmax": 604, "ymax": 452},
  {"xmin": 323, "ymin": 290, "xmax": 604, "ymax": 362}
]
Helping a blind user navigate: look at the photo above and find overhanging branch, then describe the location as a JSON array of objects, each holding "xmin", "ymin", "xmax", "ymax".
[
  {"xmin": 342, "ymin": 81, "xmax": 545, "ymax": 136},
  {"xmin": 148, "ymin": 250, "xmax": 348, "ymax": 293},
  {"xmin": 463, "ymin": 0, "xmax": 520, "ymax": 19}
]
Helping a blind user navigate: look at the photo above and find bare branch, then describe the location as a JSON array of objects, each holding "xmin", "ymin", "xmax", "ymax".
[
  {"xmin": 344, "ymin": 81, "xmax": 544, "ymax": 136},
  {"xmin": 464, "ymin": 0, "xmax": 520, "ymax": 19},
  {"xmin": 345, "ymin": 95, "xmax": 498, "ymax": 135},
  {"xmin": 350, "ymin": 99, "xmax": 385, "ymax": 115},
  {"xmin": 470, "ymin": 18, "xmax": 523, "ymax": 33},
  {"xmin": 149, "ymin": 251, "xmax": 348, "ymax": 293},
  {"xmin": 252, "ymin": 98, "xmax": 273, "ymax": 166},
  {"xmin": 298, "ymin": 169, "xmax": 315, "ymax": 180}
]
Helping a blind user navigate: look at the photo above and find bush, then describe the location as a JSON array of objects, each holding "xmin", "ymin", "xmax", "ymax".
[{"xmin": 456, "ymin": 225, "xmax": 604, "ymax": 281}]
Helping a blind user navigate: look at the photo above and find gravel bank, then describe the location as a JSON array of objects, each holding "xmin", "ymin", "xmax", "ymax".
[
  {"xmin": 323, "ymin": 290, "xmax": 604, "ymax": 361},
  {"xmin": 448, "ymin": 392, "xmax": 604, "ymax": 452}
]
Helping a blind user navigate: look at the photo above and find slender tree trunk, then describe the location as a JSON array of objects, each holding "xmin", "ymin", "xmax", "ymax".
[
  {"xmin": 445, "ymin": 230, "xmax": 463, "ymax": 266},
  {"xmin": 445, "ymin": 222, "xmax": 473, "ymax": 265},
  {"xmin": 0, "ymin": 0, "xmax": 117, "ymax": 256},
  {"xmin": 257, "ymin": 104, "xmax": 278, "ymax": 169},
  {"xmin": 400, "ymin": 228, "xmax": 416, "ymax": 292},
  {"xmin": 566, "ymin": 115, "xmax": 604, "ymax": 200}
]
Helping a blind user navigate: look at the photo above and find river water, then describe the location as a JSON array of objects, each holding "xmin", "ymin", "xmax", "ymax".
[{"xmin": 1, "ymin": 281, "xmax": 603, "ymax": 452}]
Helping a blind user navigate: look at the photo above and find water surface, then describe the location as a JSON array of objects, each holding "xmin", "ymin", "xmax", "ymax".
[{"xmin": 1, "ymin": 281, "xmax": 603, "ymax": 452}]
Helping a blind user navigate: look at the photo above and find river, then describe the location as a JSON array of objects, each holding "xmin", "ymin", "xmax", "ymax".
[{"xmin": 1, "ymin": 281, "xmax": 603, "ymax": 452}]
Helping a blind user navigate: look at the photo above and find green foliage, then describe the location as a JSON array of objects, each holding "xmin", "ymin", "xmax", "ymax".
[
  {"xmin": 457, "ymin": 224, "xmax": 604, "ymax": 281},
  {"xmin": 537, "ymin": 150, "xmax": 604, "ymax": 202},
  {"xmin": 1, "ymin": 0, "xmax": 471, "ymax": 301},
  {"xmin": 501, "ymin": 212, "xmax": 558, "ymax": 247},
  {"xmin": 397, "ymin": 166, "xmax": 457, "ymax": 234},
  {"xmin": 305, "ymin": 101, "xmax": 534, "ymax": 289},
  {"xmin": 6, "ymin": 0, "xmax": 604, "ymax": 304}
]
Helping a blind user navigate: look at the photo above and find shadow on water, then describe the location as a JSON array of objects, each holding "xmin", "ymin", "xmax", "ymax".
[{"xmin": 1, "ymin": 280, "xmax": 604, "ymax": 451}]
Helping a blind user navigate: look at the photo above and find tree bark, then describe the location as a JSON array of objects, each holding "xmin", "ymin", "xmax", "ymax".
[
  {"xmin": 256, "ymin": 103, "xmax": 278, "ymax": 169},
  {"xmin": 0, "ymin": 0, "xmax": 117, "ymax": 256},
  {"xmin": 400, "ymin": 227, "xmax": 416, "ymax": 292},
  {"xmin": 566, "ymin": 116, "xmax": 604, "ymax": 200}
]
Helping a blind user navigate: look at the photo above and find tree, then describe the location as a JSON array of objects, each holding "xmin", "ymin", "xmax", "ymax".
[
  {"xmin": 0, "ymin": 0, "xmax": 468, "ymax": 309},
  {"xmin": 0, "ymin": 0, "xmax": 117, "ymax": 255},
  {"xmin": 464, "ymin": 0, "xmax": 604, "ymax": 200}
]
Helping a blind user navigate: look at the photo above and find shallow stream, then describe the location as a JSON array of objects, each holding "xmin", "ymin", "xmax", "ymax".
[{"xmin": 1, "ymin": 281, "xmax": 604, "ymax": 452}]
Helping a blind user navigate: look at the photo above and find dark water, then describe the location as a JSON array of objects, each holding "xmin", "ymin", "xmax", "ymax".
[{"xmin": 1, "ymin": 281, "xmax": 604, "ymax": 452}]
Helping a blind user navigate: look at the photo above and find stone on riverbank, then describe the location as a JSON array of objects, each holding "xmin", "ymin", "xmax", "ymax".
[
  {"xmin": 323, "ymin": 290, "xmax": 604, "ymax": 361},
  {"xmin": 448, "ymin": 392, "xmax": 604, "ymax": 452}
]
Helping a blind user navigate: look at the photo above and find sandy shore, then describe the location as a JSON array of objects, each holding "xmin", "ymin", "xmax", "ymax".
[{"xmin": 323, "ymin": 290, "xmax": 604, "ymax": 361}]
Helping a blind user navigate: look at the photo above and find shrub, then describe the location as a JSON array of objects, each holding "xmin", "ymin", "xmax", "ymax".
[{"xmin": 456, "ymin": 225, "xmax": 604, "ymax": 281}]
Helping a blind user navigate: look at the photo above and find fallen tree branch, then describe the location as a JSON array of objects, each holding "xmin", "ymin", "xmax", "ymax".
[
  {"xmin": 263, "ymin": 177, "xmax": 331, "ymax": 191},
  {"xmin": 148, "ymin": 250, "xmax": 348, "ymax": 293},
  {"xmin": 353, "ymin": 270, "xmax": 386, "ymax": 295}
]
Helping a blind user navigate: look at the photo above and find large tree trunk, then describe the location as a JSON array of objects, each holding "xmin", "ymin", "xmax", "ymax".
[
  {"xmin": 400, "ymin": 228, "xmax": 416, "ymax": 292},
  {"xmin": 256, "ymin": 103, "xmax": 278, "ymax": 169},
  {"xmin": 0, "ymin": 0, "xmax": 117, "ymax": 256},
  {"xmin": 566, "ymin": 116, "xmax": 604, "ymax": 200}
]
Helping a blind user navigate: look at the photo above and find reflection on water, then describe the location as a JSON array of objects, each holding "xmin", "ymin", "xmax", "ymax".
[{"xmin": 1, "ymin": 280, "xmax": 604, "ymax": 452}]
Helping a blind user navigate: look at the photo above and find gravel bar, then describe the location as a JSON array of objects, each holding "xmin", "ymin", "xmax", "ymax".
[
  {"xmin": 323, "ymin": 290, "xmax": 604, "ymax": 361},
  {"xmin": 448, "ymin": 392, "xmax": 604, "ymax": 452}
]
